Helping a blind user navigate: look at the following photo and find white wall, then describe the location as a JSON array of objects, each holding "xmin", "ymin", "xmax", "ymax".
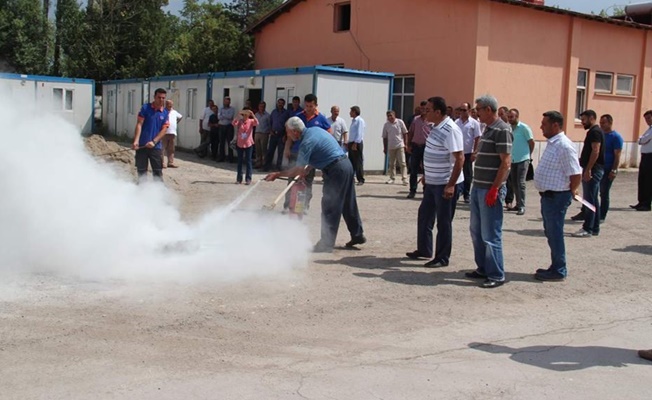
[
  {"xmin": 114, "ymin": 82, "xmax": 145, "ymax": 137},
  {"xmin": 36, "ymin": 81, "xmax": 93, "ymax": 134},
  {"xmin": 316, "ymin": 73, "xmax": 391, "ymax": 172},
  {"xmin": 161, "ymin": 78, "xmax": 208, "ymax": 149},
  {"xmin": 262, "ymin": 74, "xmax": 314, "ymax": 108},
  {"xmin": 212, "ymin": 76, "xmax": 263, "ymax": 112},
  {"xmin": 1, "ymin": 76, "xmax": 93, "ymax": 134}
]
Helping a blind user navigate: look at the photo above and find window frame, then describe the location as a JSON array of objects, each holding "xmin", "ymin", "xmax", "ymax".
[
  {"xmin": 333, "ymin": 2, "xmax": 351, "ymax": 32},
  {"xmin": 53, "ymin": 88, "xmax": 74, "ymax": 112},
  {"xmin": 615, "ymin": 74, "xmax": 635, "ymax": 96},
  {"xmin": 575, "ymin": 69, "xmax": 588, "ymax": 120},
  {"xmin": 594, "ymin": 71, "xmax": 614, "ymax": 94},
  {"xmin": 186, "ymin": 88, "xmax": 198, "ymax": 120},
  {"xmin": 392, "ymin": 75, "xmax": 415, "ymax": 122}
]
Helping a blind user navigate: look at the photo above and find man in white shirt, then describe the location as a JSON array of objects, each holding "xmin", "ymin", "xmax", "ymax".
[
  {"xmin": 456, "ymin": 102, "xmax": 482, "ymax": 203},
  {"xmin": 327, "ymin": 105, "xmax": 348, "ymax": 150},
  {"xmin": 382, "ymin": 110, "xmax": 408, "ymax": 185},
  {"xmin": 631, "ymin": 110, "xmax": 652, "ymax": 211},
  {"xmin": 217, "ymin": 96, "xmax": 236, "ymax": 162},
  {"xmin": 194, "ymin": 99, "xmax": 214, "ymax": 158},
  {"xmin": 162, "ymin": 100, "xmax": 183, "ymax": 168},
  {"xmin": 348, "ymin": 105, "xmax": 366, "ymax": 185},
  {"xmin": 533, "ymin": 111, "xmax": 582, "ymax": 281},
  {"xmin": 406, "ymin": 97, "xmax": 464, "ymax": 268}
]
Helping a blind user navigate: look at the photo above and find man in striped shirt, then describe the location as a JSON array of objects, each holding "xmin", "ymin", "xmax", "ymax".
[
  {"xmin": 406, "ymin": 97, "xmax": 464, "ymax": 267},
  {"xmin": 465, "ymin": 95, "xmax": 513, "ymax": 289}
]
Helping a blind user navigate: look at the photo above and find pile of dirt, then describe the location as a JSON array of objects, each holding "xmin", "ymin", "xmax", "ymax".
[
  {"xmin": 84, "ymin": 135, "xmax": 134, "ymax": 165},
  {"xmin": 83, "ymin": 135, "xmax": 180, "ymax": 188}
]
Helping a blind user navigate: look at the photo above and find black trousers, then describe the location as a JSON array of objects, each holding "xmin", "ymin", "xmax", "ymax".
[
  {"xmin": 321, "ymin": 156, "xmax": 364, "ymax": 247},
  {"xmin": 135, "ymin": 147, "xmax": 163, "ymax": 183},
  {"xmin": 264, "ymin": 132, "xmax": 284, "ymax": 171},
  {"xmin": 348, "ymin": 141, "xmax": 365, "ymax": 183},
  {"xmin": 209, "ymin": 128, "xmax": 220, "ymax": 160},
  {"xmin": 409, "ymin": 144, "xmax": 425, "ymax": 193},
  {"xmin": 639, "ymin": 153, "xmax": 652, "ymax": 207},
  {"xmin": 463, "ymin": 153, "xmax": 474, "ymax": 199},
  {"xmin": 217, "ymin": 124, "xmax": 235, "ymax": 161}
]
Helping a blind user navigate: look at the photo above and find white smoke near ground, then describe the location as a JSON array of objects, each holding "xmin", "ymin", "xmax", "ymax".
[{"xmin": 0, "ymin": 93, "xmax": 312, "ymax": 285}]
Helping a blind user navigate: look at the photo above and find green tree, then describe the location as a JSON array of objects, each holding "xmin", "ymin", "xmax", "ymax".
[
  {"xmin": 178, "ymin": 0, "xmax": 254, "ymax": 73},
  {"xmin": 0, "ymin": 0, "xmax": 51, "ymax": 74},
  {"xmin": 224, "ymin": 0, "xmax": 283, "ymax": 29}
]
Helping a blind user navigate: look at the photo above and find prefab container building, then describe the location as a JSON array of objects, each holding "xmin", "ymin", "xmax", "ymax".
[
  {"xmin": 101, "ymin": 66, "xmax": 394, "ymax": 172},
  {"xmin": 0, "ymin": 73, "xmax": 95, "ymax": 135},
  {"xmin": 102, "ymin": 78, "xmax": 149, "ymax": 138},
  {"xmin": 147, "ymin": 74, "xmax": 211, "ymax": 149}
]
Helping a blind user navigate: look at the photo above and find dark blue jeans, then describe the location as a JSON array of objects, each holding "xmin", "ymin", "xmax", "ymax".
[
  {"xmin": 264, "ymin": 132, "xmax": 284, "ymax": 170},
  {"xmin": 320, "ymin": 157, "xmax": 364, "ymax": 247},
  {"xmin": 409, "ymin": 144, "xmax": 425, "ymax": 193},
  {"xmin": 541, "ymin": 190, "xmax": 572, "ymax": 276},
  {"xmin": 582, "ymin": 166, "xmax": 604, "ymax": 235},
  {"xmin": 236, "ymin": 146, "xmax": 253, "ymax": 183},
  {"xmin": 599, "ymin": 167, "xmax": 615, "ymax": 220},
  {"xmin": 417, "ymin": 183, "xmax": 462, "ymax": 263},
  {"xmin": 469, "ymin": 185, "xmax": 506, "ymax": 281}
]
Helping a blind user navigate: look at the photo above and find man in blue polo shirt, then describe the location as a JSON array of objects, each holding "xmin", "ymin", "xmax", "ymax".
[
  {"xmin": 132, "ymin": 88, "xmax": 170, "ymax": 183},
  {"xmin": 599, "ymin": 114, "xmax": 624, "ymax": 221},
  {"xmin": 266, "ymin": 117, "xmax": 365, "ymax": 253},
  {"xmin": 283, "ymin": 94, "xmax": 331, "ymax": 212}
]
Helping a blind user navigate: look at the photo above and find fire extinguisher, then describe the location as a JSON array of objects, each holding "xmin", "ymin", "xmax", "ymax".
[{"xmin": 289, "ymin": 178, "xmax": 307, "ymax": 218}]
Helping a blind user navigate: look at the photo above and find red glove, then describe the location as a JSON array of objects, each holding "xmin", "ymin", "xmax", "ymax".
[{"xmin": 485, "ymin": 186, "xmax": 499, "ymax": 207}]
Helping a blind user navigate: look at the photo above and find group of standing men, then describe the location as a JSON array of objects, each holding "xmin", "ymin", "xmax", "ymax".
[{"xmin": 397, "ymin": 92, "xmax": 651, "ymax": 288}]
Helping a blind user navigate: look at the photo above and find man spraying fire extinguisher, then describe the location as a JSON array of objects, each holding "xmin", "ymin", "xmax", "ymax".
[{"xmin": 265, "ymin": 116, "xmax": 367, "ymax": 253}]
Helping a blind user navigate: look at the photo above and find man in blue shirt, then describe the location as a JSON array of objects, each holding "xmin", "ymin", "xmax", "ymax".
[
  {"xmin": 283, "ymin": 94, "xmax": 331, "ymax": 212},
  {"xmin": 132, "ymin": 88, "xmax": 169, "ymax": 183},
  {"xmin": 264, "ymin": 98, "xmax": 288, "ymax": 172},
  {"xmin": 506, "ymin": 108, "xmax": 535, "ymax": 215},
  {"xmin": 599, "ymin": 114, "xmax": 624, "ymax": 221},
  {"xmin": 265, "ymin": 117, "xmax": 366, "ymax": 253}
]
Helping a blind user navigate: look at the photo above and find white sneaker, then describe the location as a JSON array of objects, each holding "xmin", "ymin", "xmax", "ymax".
[
  {"xmin": 571, "ymin": 229, "xmax": 592, "ymax": 238},
  {"xmin": 402, "ymin": 180, "xmax": 408, "ymax": 186},
  {"xmin": 385, "ymin": 179, "xmax": 395, "ymax": 184}
]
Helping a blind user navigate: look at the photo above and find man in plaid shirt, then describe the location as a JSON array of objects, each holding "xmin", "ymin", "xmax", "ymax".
[{"xmin": 533, "ymin": 111, "xmax": 582, "ymax": 281}]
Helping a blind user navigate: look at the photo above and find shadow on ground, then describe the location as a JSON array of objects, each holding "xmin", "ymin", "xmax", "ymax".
[
  {"xmin": 613, "ymin": 245, "xmax": 652, "ymax": 255},
  {"xmin": 469, "ymin": 342, "xmax": 650, "ymax": 371},
  {"xmin": 315, "ymin": 255, "xmax": 540, "ymax": 287}
]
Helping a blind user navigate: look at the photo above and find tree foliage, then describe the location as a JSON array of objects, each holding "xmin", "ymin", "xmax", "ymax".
[{"xmin": 0, "ymin": 0, "xmax": 282, "ymax": 80}]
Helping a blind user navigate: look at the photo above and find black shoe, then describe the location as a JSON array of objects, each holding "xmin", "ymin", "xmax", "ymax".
[
  {"xmin": 507, "ymin": 206, "xmax": 519, "ymax": 212},
  {"xmin": 480, "ymin": 279, "xmax": 505, "ymax": 289},
  {"xmin": 630, "ymin": 204, "xmax": 642, "ymax": 209},
  {"xmin": 356, "ymin": 181, "xmax": 365, "ymax": 186},
  {"xmin": 405, "ymin": 251, "xmax": 428, "ymax": 260},
  {"xmin": 463, "ymin": 197, "xmax": 470, "ymax": 204},
  {"xmin": 464, "ymin": 270, "xmax": 486, "ymax": 279},
  {"xmin": 570, "ymin": 212, "xmax": 584, "ymax": 221},
  {"xmin": 424, "ymin": 259, "xmax": 449, "ymax": 268},
  {"xmin": 407, "ymin": 192, "xmax": 416, "ymax": 199},
  {"xmin": 535, "ymin": 268, "xmax": 549, "ymax": 274},
  {"xmin": 516, "ymin": 207, "xmax": 525, "ymax": 216},
  {"xmin": 534, "ymin": 270, "xmax": 565, "ymax": 282},
  {"xmin": 345, "ymin": 235, "xmax": 367, "ymax": 248},
  {"xmin": 635, "ymin": 206, "xmax": 651, "ymax": 212}
]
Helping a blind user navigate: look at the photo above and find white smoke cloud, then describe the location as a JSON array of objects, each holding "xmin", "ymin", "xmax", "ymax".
[{"xmin": 0, "ymin": 93, "xmax": 312, "ymax": 285}]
